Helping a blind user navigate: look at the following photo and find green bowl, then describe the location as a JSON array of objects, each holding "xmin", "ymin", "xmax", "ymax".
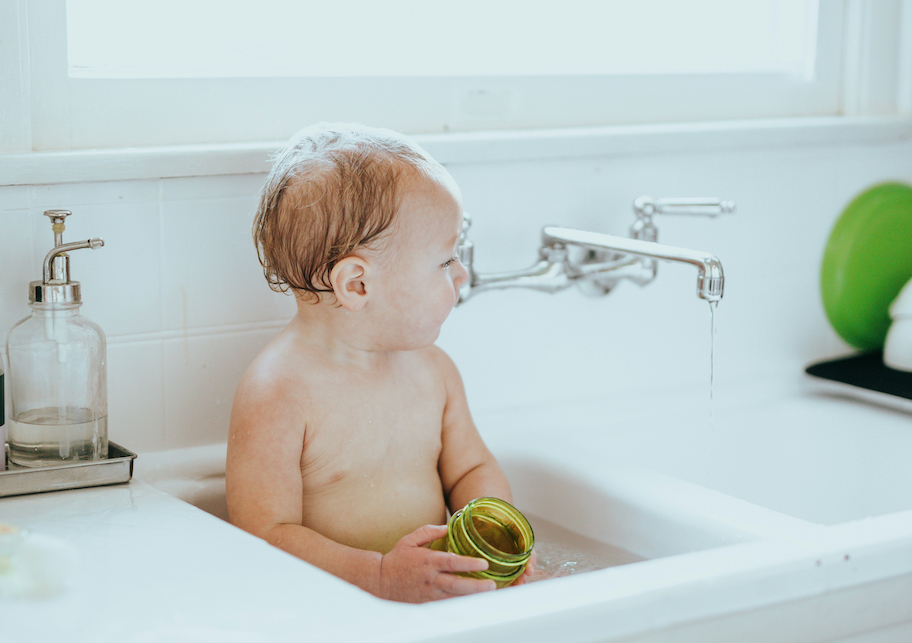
[{"xmin": 821, "ymin": 182, "xmax": 912, "ymax": 350}]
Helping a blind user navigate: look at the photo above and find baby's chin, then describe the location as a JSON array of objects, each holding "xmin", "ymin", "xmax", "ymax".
[
  {"xmin": 408, "ymin": 329, "xmax": 443, "ymax": 351},
  {"xmin": 378, "ymin": 328, "xmax": 443, "ymax": 352},
  {"xmin": 412, "ymin": 316, "xmax": 451, "ymax": 345}
]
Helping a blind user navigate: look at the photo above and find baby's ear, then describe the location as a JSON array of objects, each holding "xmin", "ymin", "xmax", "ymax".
[{"xmin": 329, "ymin": 256, "xmax": 370, "ymax": 311}]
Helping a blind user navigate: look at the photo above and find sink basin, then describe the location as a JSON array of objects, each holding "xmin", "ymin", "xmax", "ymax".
[
  {"xmin": 26, "ymin": 378, "xmax": 912, "ymax": 642},
  {"xmin": 130, "ymin": 390, "xmax": 912, "ymax": 643},
  {"xmin": 138, "ymin": 444, "xmax": 813, "ymax": 586}
]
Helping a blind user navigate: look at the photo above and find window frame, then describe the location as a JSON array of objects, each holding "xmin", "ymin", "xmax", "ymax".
[{"xmin": 2, "ymin": 0, "xmax": 911, "ymax": 159}]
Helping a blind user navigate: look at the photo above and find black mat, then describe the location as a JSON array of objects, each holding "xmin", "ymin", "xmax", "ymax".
[{"xmin": 805, "ymin": 351, "xmax": 912, "ymax": 400}]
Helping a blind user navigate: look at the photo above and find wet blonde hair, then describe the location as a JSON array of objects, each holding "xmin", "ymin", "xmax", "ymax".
[{"xmin": 253, "ymin": 122, "xmax": 442, "ymax": 301}]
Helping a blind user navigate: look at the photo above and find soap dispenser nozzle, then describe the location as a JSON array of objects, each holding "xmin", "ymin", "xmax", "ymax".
[
  {"xmin": 30, "ymin": 210, "xmax": 105, "ymax": 305},
  {"xmin": 42, "ymin": 238, "xmax": 105, "ymax": 284}
]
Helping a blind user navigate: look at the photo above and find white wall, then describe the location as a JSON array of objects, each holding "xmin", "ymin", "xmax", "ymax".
[{"xmin": 2, "ymin": 134, "xmax": 911, "ymax": 452}]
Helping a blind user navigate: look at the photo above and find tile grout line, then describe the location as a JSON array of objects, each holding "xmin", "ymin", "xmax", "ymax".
[
  {"xmin": 105, "ymin": 318, "xmax": 289, "ymax": 345},
  {"xmin": 158, "ymin": 178, "xmax": 170, "ymax": 449}
]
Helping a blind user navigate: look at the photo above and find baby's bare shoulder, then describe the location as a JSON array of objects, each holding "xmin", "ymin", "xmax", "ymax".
[
  {"xmin": 411, "ymin": 345, "xmax": 464, "ymax": 389},
  {"xmin": 231, "ymin": 335, "xmax": 316, "ymax": 433},
  {"xmin": 413, "ymin": 344, "xmax": 457, "ymax": 372},
  {"xmin": 239, "ymin": 340, "xmax": 306, "ymax": 395}
]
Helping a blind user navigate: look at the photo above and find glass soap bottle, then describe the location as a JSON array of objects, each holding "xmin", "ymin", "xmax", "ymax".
[
  {"xmin": 6, "ymin": 210, "xmax": 107, "ymax": 467},
  {"xmin": 429, "ymin": 497, "xmax": 535, "ymax": 587}
]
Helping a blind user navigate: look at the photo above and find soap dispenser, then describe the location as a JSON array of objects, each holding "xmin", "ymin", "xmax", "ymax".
[{"xmin": 6, "ymin": 210, "xmax": 107, "ymax": 467}]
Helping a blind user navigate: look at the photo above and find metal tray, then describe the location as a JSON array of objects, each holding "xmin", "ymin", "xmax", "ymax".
[{"xmin": 0, "ymin": 442, "xmax": 137, "ymax": 498}]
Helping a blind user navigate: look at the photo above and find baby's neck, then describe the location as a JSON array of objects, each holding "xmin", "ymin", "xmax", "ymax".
[{"xmin": 289, "ymin": 299, "xmax": 391, "ymax": 372}]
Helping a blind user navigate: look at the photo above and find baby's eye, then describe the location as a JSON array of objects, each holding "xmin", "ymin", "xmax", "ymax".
[{"xmin": 442, "ymin": 256, "xmax": 458, "ymax": 269}]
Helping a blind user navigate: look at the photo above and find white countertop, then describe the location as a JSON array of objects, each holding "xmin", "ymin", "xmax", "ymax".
[{"xmin": 0, "ymin": 479, "xmax": 434, "ymax": 643}]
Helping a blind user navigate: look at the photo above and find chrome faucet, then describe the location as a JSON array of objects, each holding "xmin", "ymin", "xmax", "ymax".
[{"xmin": 457, "ymin": 197, "xmax": 734, "ymax": 304}]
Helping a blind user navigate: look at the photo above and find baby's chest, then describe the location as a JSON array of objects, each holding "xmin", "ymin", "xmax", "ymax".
[{"xmin": 302, "ymin": 391, "xmax": 444, "ymax": 485}]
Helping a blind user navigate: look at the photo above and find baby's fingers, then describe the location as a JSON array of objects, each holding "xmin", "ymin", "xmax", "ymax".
[
  {"xmin": 404, "ymin": 524, "xmax": 449, "ymax": 548},
  {"xmin": 438, "ymin": 552, "xmax": 489, "ymax": 575},
  {"xmin": 431, "ymin": 553, "xmax": 495, "ymax": 596},
  {"xmin": 436, "ymin": 572, "xmax": 496, "ymax": 597}
]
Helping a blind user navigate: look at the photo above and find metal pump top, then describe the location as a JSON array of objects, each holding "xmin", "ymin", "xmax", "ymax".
[{"xmin": 29, "ymin": 210, "xmax": 105, "ymax": 305}]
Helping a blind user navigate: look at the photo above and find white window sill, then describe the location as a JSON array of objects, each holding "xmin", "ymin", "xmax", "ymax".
[{"xmin": 2, "ymin": 116, "xmax": 912, "ymax": 187}]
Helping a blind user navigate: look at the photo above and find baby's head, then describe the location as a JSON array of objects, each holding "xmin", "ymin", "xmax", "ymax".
[{"xmin": 253, "ymin": 122, "xmax": 453, "ymax": 304}]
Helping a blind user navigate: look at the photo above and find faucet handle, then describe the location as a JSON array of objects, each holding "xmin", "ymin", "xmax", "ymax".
[
  {"xmin": 634, "ymin": 197, "xmax": 735, "ymax": 218},
  {"xmin": 460, "ymin": 211, "xmax": 472, "ymax": 241},
  {"xmin": 631, "ymin": 196, "xmax": 735, "ymax": 242},
  {"xmin": 457, "ymin": 213, "xmax": 475, "ymax": 304}
]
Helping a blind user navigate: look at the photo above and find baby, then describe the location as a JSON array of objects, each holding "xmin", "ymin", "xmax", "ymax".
[{"xmin": 226, "ymin": 122, "xmax": 533, "ymax": 603}]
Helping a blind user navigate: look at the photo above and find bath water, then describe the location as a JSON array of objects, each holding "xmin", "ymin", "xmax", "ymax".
[{"xmin": 524, "ymin": 514, "xmax": 645, "ymax": 583}]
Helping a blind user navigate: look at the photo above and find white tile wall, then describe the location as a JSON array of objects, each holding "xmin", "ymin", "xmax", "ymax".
[
  {"xmin": 30, "ymin": 180, "xmax": 160, "ymax": 209},
  {"xmin": 0, "ymin": 205, "xmax": 35, "ymax": 338},
  {"xmin": 160, "ymin": 174, "xmax": 265, "ymax": 202},
  {"xmin": 2, "ymin": 137, "xmax": 911, "ymax": 452},
  {"xmin": 68, "ymin": 200, "xmax": 163, "ymax": 337},
  {"xmin": 160, "ymin": 195, "xmax": 296, "ymax": 331},
  {"xmin": 161, "ymin": 326, "xmax": 280, "ymax": 448},
  {"xmin": 107, "ymin": 340, "xmax": 166, "ymax": 451}
]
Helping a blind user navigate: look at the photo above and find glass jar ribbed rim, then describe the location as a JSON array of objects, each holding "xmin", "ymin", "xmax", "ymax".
[{"xmin": 451, "ymin": 497, "xmax": 534, "ymax": 566}]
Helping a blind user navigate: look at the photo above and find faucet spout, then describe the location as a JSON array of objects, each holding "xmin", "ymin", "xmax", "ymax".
[
  {"xmin": 456, "ymin": 196, "xmax": 730, "ymax": 305},
  {"xmin": 541, "ymin": 227, "xmax": 724, "ymax": 301}
]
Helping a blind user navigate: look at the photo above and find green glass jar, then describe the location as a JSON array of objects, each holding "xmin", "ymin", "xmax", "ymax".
[{"xmin": 430, "ymin": 497, "xmax": 534, "ymax": 588}]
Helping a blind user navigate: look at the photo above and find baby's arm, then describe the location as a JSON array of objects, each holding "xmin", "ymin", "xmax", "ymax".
[
  {"xmin": 434, "ymin": 348, "xmax": 512, "ymax": 510},
  {"xmin": 226, "ymin": 363, "xmax": 495, "ymax": 602},
  {"xmin": 433, "ymin": 348, "xmax": 537, "ymax": 584}
]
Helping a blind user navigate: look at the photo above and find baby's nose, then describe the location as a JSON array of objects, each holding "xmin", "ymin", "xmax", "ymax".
[{"xmin": 451, "ymin": 258, "xmax": 469, "ymax": 292}]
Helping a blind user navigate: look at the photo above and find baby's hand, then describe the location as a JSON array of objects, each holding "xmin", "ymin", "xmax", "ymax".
[
  {"xmin": 378, "ymin": 524, "xmax": 496, "ymax": 603},
  {"xmin": 511, "ymin": 548, "xmax": 537, "ymax": 586}
]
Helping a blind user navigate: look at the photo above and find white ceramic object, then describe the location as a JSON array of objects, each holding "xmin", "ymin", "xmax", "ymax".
[{"xmin": 884, "ymin": 277, "xmax": 912, "ymax": 371}]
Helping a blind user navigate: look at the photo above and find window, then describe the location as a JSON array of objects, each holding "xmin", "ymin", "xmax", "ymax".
[
  {"xmin": 68, "ymin": 0, "xmax": 817, "ymax": 78},
  {"xmin": 4, "ymin": 0, "xmax": 910, "ymax": 153}
]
